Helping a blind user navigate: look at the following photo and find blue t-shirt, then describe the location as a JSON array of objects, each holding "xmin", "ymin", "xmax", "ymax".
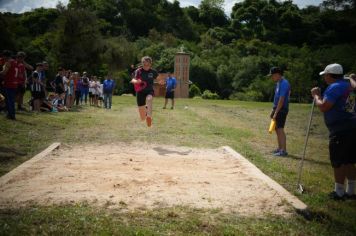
[
  {"xmin": 323, "ymin": 79, "xmax": 356, "ymax": 135},
  {"xmin": 273, "ymin": 77, "xmax": 290, "ymax": 111},
  {"xmin": 166, "ymin": 77, "xmax": 177, "ymax": 92},
  {"xmin": 103, "ymin": 79, "xmax": 115, "ymax": 93}
]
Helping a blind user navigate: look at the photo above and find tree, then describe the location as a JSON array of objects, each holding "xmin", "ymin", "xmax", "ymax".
[
  {"xmin": 54, "ymin": 8, "xmax": 104, "ymax": 72},
  {"xmin": 199, "ymin": 0, "xmax": 229, "ymax": 28}
]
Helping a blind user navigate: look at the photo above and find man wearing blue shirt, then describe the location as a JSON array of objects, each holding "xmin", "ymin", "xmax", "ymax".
[
  {"xmin": 163, "ymin": 72, "xmax": 177, "ymax": 109},
  {"xmin": 311, "ymin": 63, "xmax": 356, "ymax": 200},
  {"xmin": 269, "ymin": 67, "xmax": 291, "ymax": 157}
]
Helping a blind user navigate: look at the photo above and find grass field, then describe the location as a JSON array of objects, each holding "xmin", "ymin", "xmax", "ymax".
[{"xmin": 0, "ymin": 94, "xmax": 355, "ymax": 235}]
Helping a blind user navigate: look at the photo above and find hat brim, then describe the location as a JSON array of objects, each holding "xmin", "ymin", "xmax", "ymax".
[{"xmin": 319, "ymin": 71, "xmax": 326, "ymax": 75}]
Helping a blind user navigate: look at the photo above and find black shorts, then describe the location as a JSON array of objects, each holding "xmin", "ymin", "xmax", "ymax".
[
  {"xmin": 89, "ymin": 92, "xmax": 93, "ymax": 98},
  {"xmin": 32, "ymin": 91, "xmax": 43, "ymax": 100},
  {"xmin": 17, "ymin": 84, "xmax": 26, "ymax": 95},
  {"xmin": 165, "ymin": 91, "xmax": 174, "ymax": 99},
  {"xmin": 55, "ymin": 88, "xmax": 64, "ymax": 94},
  {"xmin": 271, "ymin": 110, "xmax": 288, "ymax": 129},
  {"xmin": 329, "ymin": 130, "xmax": 356, "ymax": 168},
  {"xmin": 136, "ymin": 90, "xmax": 154, "ymax": 107}
]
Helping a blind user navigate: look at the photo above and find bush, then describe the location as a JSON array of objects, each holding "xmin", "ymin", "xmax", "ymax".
[
  {"xmin": 189, "ymin": 84, "xmax": 202, "ymax": 98},
  {"xmin": 201, "ymin": 90, "xmax": 220, "ymax": 100},
  {"xmin": 230, "ymin": 90, "xmax": 264, "ymax": 101}
]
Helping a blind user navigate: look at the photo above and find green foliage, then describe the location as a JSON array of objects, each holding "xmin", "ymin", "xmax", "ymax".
[
  {"xmin": 201, "ymin": 89, "xmax": 220, "ymax": 99},
  {"xmin": 189, "ymin": 83, "xmax": 202, "ymax": 98},
  {"xmin": 1, "ymin": 0, "xmax": 355, "ymax": 102},
  {"xmin": 54, "ymin": 8, "xmax": 104, "ymax": 72}
]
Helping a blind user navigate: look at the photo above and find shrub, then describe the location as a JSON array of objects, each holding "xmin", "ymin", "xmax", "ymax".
[
  {"xmin": 230, "ymin": 90, "xmax": 264, "ymax": 101},
  {"xmin": 189, "ymin": 84, "xmax": 202, "ymax": 98},
  {"xmin": 202, "ymin": 90, "xmax": 220, "ymax": 100}
]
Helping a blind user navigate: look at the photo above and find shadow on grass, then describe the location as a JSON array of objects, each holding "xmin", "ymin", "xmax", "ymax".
[
  {"xmin": 0, "ymin": 146, "xmax": 26, "ymax": 161},
  {"xmin": 285, "ymin": 154, "xmax": 329, "ymax": 166}
]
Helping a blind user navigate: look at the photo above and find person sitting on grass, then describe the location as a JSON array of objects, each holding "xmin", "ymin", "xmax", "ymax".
[
  {"xmin": 52, "ymin": 93, "xmax": 68, "ymax": 112},
  {"xmin": 311, "ymin": 63, "xmax": 356, "ymax": 200}
]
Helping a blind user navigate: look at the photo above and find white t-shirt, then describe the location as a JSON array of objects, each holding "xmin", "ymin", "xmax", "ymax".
[{"xmin": 62, "ymin": 76, "xmax": 69, "ymax": 91}]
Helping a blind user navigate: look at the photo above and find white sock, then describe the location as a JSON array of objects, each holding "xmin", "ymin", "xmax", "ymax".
[
  {"xmin": 335, "ymin": 183, "xmax": 345, "ymax": 196},
  {"xmin": 346, "ymin": 179, "xmax": 356, "ymax": 195}
]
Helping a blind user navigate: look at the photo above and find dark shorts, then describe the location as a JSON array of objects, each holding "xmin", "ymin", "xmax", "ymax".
[
  {"xmin": 16, "ymin": 84, "xmax": 26, "ymax": 95},
  {"xmin": 165, "ymin": 91, "xmax": 174, "ymax": 99},
  {"xmin": 32, "ymin": 91, "xmax": 44, "ymax": 100},
  {"xmin": 329, "ymin": 129, "xmax": 356, "ymax": 168},
  {"xmin": 136, "ymin": 90, "xmax": 154, "ymax": 107},
  {"xmin": 55, "ymin": 88, "xmax": 64, "ymax": 95},
  {"xmin": 271, "ymin": 109, "xmax": 288, "ymax": 129}
]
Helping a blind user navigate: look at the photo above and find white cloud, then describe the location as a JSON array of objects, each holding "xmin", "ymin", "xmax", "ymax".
[
  {"xmin": 0, "ymin": 0, "xmax": 323, "ymax": 14},
  {"xmin": 0, "ymin": 0, "xmax": 69, "ymax": 13}
]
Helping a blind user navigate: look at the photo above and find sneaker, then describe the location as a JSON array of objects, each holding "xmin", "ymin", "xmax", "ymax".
[
  {"xmin": 328, "ymin": 191, "xmax": 345, "ymax": 201},
  {"xmin": 146, "ymin": 116, "xmax": 152, "ymax": 127},
  {"xmin": 273, "ymin": 150, "xmax": 288, "ymax": 157},
  {"xmin": 171, "ymin": 107, "xmax": 174, "ymax": 109},
  {"xmin": 162, "ymin": 107, "xmax": 166, "ymax": 109},
  {"xmin": 271, "ymin": 149, "xmax": 280, "ymax": 154},
  {"xmin": 345, "ymin": 193, "xmax": 356, "ymax": 200}
]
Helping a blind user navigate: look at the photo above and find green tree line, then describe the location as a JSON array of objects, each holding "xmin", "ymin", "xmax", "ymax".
[{"xmin": 1, "ymin": 0, "xmax": 355, "ymax": 101}]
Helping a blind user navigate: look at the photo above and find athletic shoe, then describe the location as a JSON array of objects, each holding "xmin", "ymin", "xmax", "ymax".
[
  {"xmin": 273, "ymin": 150, "xmax": 288, "ymax": 157},
  {"xmin": 162, "ymin": 107, "xmax": 166, "ymax": 109},
  {"xmin": 146, "ymin": 116, "xmax": 152, "ymax": 127},
  {"xmin": 171, "ymin": 107, "xmax": 174, "ymax": 109},
  {"xmin": 345, "ymin": 193, "xmax": 356, "ymax": 200},
  {"xmin": 271, "ymin": 149, "xmax": 280, "ymax": 154},
  {"xmin": 328, "ymin": 191, "xmax": 345, "ymax": 201}
]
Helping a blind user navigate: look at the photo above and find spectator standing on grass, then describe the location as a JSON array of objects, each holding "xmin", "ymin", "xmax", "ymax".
[
  {"xmin": 162, "ymin": 72, "xmax": 177, "ymax": 109},
  {"xmin": 0, "ymin": 50, "xmax": 17, "ymax": 120},
  {"xmin": 103, "ymin": 75, "xmax": 115, "ymax": 109},
  {"xmin": 51, "ymin": 67, "xmax": 65, "ymax": 96},
  {"xmin": 30, "ymin": 64, "xmax": 44, "ymax": 112},
  {"xmin": 311, "ymin": 63, "xmax": 356, "ymax": 200},
  {"xmin": 74, "ymin": 72, "xmax": 82, "ymax": 106},
  {"xmin": 15, "ymin": 52, "xmax": 33, "ymax": 111},
  {"xmin": 40, "ymin": 61, "xmax": 49, "ymax": 97},
  {"xmin": 81, "ymin": 71, "xmax": 90, "ymax": 105},
  {"xmin": 63, "ymin": 70, "xmax": 71, "ymax": 107},
  {"xmin": 67, "ymin": 73, "xmax": 75, "ymax": 108},
  {"xmin": 269, "ymin": 67, "xmax": 290, "ymax": 157}
]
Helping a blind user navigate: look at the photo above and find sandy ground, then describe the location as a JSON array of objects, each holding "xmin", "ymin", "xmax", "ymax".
[{"xmin": 0, "ymin": 143, "xmax": 292, "ymax": 216}]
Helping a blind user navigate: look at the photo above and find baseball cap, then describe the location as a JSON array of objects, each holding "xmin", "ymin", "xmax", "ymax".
[
  {"xmin": 319, "ymin": 63, "xmax": 343, "ymax": 75},
  {"xmin": 268, "ymin": 67, "xmax": 282, "ymax": 76}
]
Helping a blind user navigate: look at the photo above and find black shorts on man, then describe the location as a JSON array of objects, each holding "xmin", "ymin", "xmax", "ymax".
[
  {"xmin": 329, "ymin": 129, "xmax": 356, "ymax": 168},
  {"xmin": 271, "ymin": 109, "xmax": 288, "ymax": 129},
  {"xmin": 165, "ymin": 91, "xmax": 174, "ymax": 99}
]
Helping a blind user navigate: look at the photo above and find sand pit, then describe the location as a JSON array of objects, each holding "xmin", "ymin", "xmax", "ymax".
[{"xmin": 0, "ymin": 143, "xmax": 305, "ymax": 216}]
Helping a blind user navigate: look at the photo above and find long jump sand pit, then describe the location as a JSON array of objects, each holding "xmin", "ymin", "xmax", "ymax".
[{"xmin": 0, "ymin": 143, "xmax": 306, "ymax": 216}]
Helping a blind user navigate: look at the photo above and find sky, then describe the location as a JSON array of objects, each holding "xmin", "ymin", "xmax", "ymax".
[{"xmin": 0, "ymin": 0, "xmax": 324, "ymax": 15}]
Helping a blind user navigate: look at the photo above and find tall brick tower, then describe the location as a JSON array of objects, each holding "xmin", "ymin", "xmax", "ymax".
[{"xmin": 174, "ymin": 47, "xmax": 190, "ymax": 98}]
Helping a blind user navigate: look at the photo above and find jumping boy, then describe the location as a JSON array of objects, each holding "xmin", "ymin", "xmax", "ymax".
[{"xmin": 130, "ymin": 56, "xmax": 158, "ymax": 127}]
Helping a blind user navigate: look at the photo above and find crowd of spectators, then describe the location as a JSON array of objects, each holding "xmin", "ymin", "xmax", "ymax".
[{"xmin": 0, "ymin": 50, "xmax": 115, "ymax": 120}]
